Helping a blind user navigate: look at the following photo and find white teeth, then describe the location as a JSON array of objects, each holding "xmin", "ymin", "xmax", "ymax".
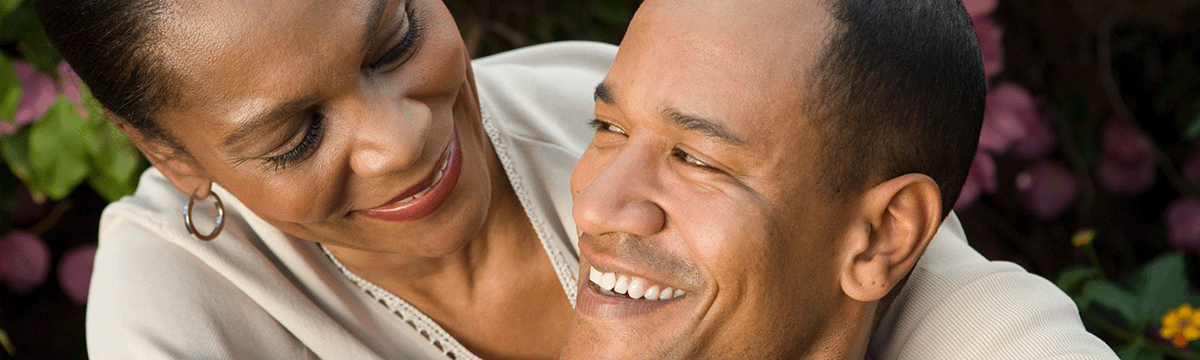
[
  {"xmin": 627, "ymin": 278, "xmax": 646, "ymax": 299},
  {"xmin": 586, "ymin": 266, "xmax": 685, "ymax": 300},
  {"xmin": 659, "ymin": 287, "xmax": 674, "ymax": 300},
  {"xmin": 644, "ymin": 286, "xmax": 661, "ymax": 300},
  {"xmin": 433, "ymin": 169, "xmax": 444, "ymax": 184},
  {"xmin": 599, "ymin": 272, "xmax": 616, "ymax": 291},
  {"xmin": 589, "ymin": 267, "xmax": 603, "ymax": 285},
  {"xmin": 614, "ymin": 276, "xmax": 630, "ymax": 294}
]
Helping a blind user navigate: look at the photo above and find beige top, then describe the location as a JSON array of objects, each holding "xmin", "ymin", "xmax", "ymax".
[{"xmin": 88, "ymin": 41, "xmax": 1116, "ymax": 359}]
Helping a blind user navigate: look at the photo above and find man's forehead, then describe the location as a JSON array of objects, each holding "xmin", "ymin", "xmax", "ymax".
[
  {"xmin": 636, "ymin": 0, "xmax": 832, "ymax": 58},
  {"xmin": 609, "ymin": 0, "xmax": 831, "ymax": 129}
]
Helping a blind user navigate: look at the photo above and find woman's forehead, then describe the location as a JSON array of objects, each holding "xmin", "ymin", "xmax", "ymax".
[{"xmin": 155, "ymin": 0, "xmax": 379, "ymax": 113}]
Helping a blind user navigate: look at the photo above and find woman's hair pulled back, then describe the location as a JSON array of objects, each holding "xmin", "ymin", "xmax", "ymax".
[{"xmin": 34, "ymin": 0, "xmax": 179, "ymax": 146}]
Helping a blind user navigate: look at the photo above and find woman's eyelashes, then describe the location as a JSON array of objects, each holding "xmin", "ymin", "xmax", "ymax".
[
  {"xmin": 264, "ymin": 112, "xmax": 325, "ymax": 170},
  {"xmin": 368, "ymin": 8, "xmax": 423, "ymax": 71}
]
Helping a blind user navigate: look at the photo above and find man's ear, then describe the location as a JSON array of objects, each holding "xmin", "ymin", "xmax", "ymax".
[
  {"xmin": 839, "ymin": 173, "xmax": 942, "ymax": 302},
  {"xmin": 108, "ymin": 110, "xmax": 213, "ymax": 198}
]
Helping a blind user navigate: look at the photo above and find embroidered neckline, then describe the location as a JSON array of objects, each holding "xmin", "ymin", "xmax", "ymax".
[
  {"xmin": 323, "ymin": 107, "xmax": 578, "ymax": 359},
  {"xmin": 321, "ymin": 244, "xmax": 476, "ymax": 360}
]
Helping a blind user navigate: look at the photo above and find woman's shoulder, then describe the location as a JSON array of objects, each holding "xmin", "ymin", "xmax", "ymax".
[
  {"xmin": 470, "ymin": 41, "xmax": 614, "ymax": 155},
  {"xmin": 472, "ymin": 40, "xmax": 617, "ymax": 70}
]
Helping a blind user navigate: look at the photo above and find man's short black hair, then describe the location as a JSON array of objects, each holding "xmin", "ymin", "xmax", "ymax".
[{"xmin": 807, "ymin": 0, "xmax": 986, "ymax": 217}]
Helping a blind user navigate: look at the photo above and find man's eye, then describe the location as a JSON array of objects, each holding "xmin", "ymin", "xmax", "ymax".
[
  {"xmin": 672, "ymin": 148, "xmax": 713, "ymax": 169},
  {"xmin": 589, "ymin": 118, "xmax": 627, "ymax": 135}
]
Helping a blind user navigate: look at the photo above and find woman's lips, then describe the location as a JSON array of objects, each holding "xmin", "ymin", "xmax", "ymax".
[{"xmin": 360, "ymin": 130, "xmax": 463, "ymax": 222}]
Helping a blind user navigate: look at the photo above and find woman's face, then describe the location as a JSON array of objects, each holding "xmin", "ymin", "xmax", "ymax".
[{"xmin": 148, "ymin": 0, "xmax": 494, "ymax": 256}]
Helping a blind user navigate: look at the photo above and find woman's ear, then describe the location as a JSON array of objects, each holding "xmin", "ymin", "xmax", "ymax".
[
  {"xmin": 839, "ymin": 173, "xmax": 942, "ymax": 302},
  {"xmin": 108, "ymin": 110, "xmax": 213, "ymax": 198}
]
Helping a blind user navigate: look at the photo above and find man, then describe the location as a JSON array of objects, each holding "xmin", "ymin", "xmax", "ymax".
[{"xmin": 561, "ymin": 0, "xmax": 1118, "ymax": 358}]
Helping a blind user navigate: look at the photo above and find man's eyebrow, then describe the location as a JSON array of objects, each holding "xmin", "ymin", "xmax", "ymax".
[
  {"xmin": 594, "ymin": 82, "xmax": 615, "ymax": 104},
  {"xmin": 663, "ymin": 108, "xmax": 746, "ymax": 146},
  {"xmin": 222, "ymin": 96, "xmax": 316, "ymax": 147},
  {"xmin": 361, "ymin": 0, "xmax": 388, "ymax": 53}
]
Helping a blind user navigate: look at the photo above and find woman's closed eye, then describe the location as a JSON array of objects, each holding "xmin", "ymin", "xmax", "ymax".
[
  {"xmin": 264, "ymin": 112, "xmax": 325, "ymax": 170},
  {"xmin": 368, "ymin": 7, "xmax": 423, "ymax": 71}
]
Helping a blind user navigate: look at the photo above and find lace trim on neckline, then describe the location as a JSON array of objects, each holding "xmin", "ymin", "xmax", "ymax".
[
  {"xmin": 320, "ymin": 244, "xmax": 478, "ymax": 360},
  {"xmin": 479, "ymin": 110, "xmax": 580, "ymax": 304},
  {"xmin": 321, "ymin": 109, "xmax": 578, "ymax": 359}
]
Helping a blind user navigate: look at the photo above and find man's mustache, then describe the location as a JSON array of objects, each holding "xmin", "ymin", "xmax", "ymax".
[{"xmin": 578, "ymin": 232, "xmax": 704, "ymax": 290}]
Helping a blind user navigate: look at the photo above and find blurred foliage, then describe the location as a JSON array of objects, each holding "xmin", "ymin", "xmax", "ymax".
[
  {"xmin": 958, "ymin": 0, "xmax": 1200, "ymax": 358},
  {"xmin": 445, "ymin": 0, "xmax": 638, "ymax": 57}
]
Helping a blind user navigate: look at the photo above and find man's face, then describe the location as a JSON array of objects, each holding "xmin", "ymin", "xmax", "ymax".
[{"xmin": 564, "ymin": 0, "xmax": 868, "ymax": 358}]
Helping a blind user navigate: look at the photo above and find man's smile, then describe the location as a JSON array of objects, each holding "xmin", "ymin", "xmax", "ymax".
[{"xmin": 588, "ymin": 266, "xmax": 687, "ymax": 300}]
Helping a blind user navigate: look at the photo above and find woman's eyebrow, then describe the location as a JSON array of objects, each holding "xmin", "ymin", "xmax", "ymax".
[{"xmin": 223, "ymin": 96, "xmax": 317, "ymax": 147}]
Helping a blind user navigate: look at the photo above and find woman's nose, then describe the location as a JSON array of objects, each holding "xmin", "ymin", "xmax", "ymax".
[
  {"xmin": 572, "ymin": 146, "xmax": 667, "ymax": 238},
  {"xmin": 347, "ymin": 96, "xmax": 431, "ymax": 179}
]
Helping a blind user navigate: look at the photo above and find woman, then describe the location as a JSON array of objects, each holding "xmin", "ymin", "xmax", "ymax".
[{"xmin": 39, "ymin": 0, "xmax": 605, "ymax": 358}]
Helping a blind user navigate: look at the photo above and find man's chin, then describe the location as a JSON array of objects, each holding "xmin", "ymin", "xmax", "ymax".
[
  {"xmin": 560, "ymin": 320, "xmax": 683, "ymax": 360},
  {"xmin": 562, "ymin": 282, "xmax": 699, "ymax": 359}
]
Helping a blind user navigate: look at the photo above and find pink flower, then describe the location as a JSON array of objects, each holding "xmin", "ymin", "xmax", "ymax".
[
  {"xmin": 956, "ymin": 151, "xmax": 998, "ymax": 209},
  {"xmin": 58, "ymin": 244, "xmax": 97, "ymax": 304},
  {"xmin": 56, "ymin": 62, "xmax": 89, "ymax": 119},
  {"xmin": 1016, "ymin": 161, "xmax": 1078, "ymax": 220},
  {"xmin": 1098, "ymin": 118, "xmax": 1157, "ymax": 195},
  {"xmin": 2, "ymin": 60, "xmax": 58, "ymax": 136},
  {"xmin": 962, "ymin": 0, "xmax": 998, "ymax": 18},
  {"xmin": 973, "ymin": 15, "xmax": 1004, "ymax": 80},
  {"xmin": 979, "ymin": 83, "xmax": 1038, "ymax": 154},
  {"xmin": 1014, "ymin": 110, "xmax": 1057, "ymax": 159},
  {"xmin": 0, "ymin": 231, "xmax": 50, "ymax": 294},
  {"xmin": 1182, "ymin": 146, "xmax": 1200, "ymax": 186},
  {"xmin": 1166, "ymin": 198, "xmax": 1200, "ymax": 252}
]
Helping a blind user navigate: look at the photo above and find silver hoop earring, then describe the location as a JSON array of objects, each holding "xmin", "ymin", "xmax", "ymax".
[{"xmin": 184, "ymin": 192, "xmax": 225, "ymax": 241}]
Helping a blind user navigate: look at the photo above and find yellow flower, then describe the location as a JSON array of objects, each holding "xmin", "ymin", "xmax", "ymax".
[
  {"xmin": 1071, "ymin": 229, "xmax": 1095, "ymax": 247},
  {"xmin": 1161, "ymin": 303, "xmax": 1200, "ymax": 348}
]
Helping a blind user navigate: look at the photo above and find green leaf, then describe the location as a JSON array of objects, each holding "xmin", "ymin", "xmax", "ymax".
[
  {"xmin": 0, "ymin": 55, "xmax": 21, "ymax": 122},
  {"xmin": 0, "ymin": 124, "xmax": 31, "ymax": 181},
  {"xmin": 590, "ymin": 0, "xmax": 631, "ymax": 26},
  {"xmin": 0, "ymin": 325, "xmax": 13, "ymax": 356},
  {"xmin": 0, "ymin": 0, "xmax": 20, "ymax": 19},
  {"xmin": 1056, "ymin": 266, "xmax": 1099, "ymax": 294},
  {"xmin": 85, "ymin": 123, "xmax": 145, "ymax": 202},
  {"xmin": 1185, "ymin": 108, "xmax": 1200, "ymax": 140},
  {"xmin": 27, "ymin": 97, "xmax": 89, "ymax": 200},
  {"xmin": 1134, "ymin": 252, "xmax": 1190, "ymax": 327},
  {"xmin": 75, "ymin": 85, "xmax": 145, "ymax": 201},
  {"xmin": 1116, "ymin": 343, "xmax": 1143, "ymax": 360},
  {"xmin": 6, "ymin": 3, "xmax": 61, "ymax": 72},
  {"xmin": 1079, "ymin": 279, "xmax": 1141, "ymax": 326}
]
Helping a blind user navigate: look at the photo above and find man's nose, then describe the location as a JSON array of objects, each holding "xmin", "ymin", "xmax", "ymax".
[
  {"xmin": 573, "ymin": 145, "xmax": 667, "ymax": 237},
  {"xmin": 347, "ymin": 96, "xmax": 431, "ymax": 179}
]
